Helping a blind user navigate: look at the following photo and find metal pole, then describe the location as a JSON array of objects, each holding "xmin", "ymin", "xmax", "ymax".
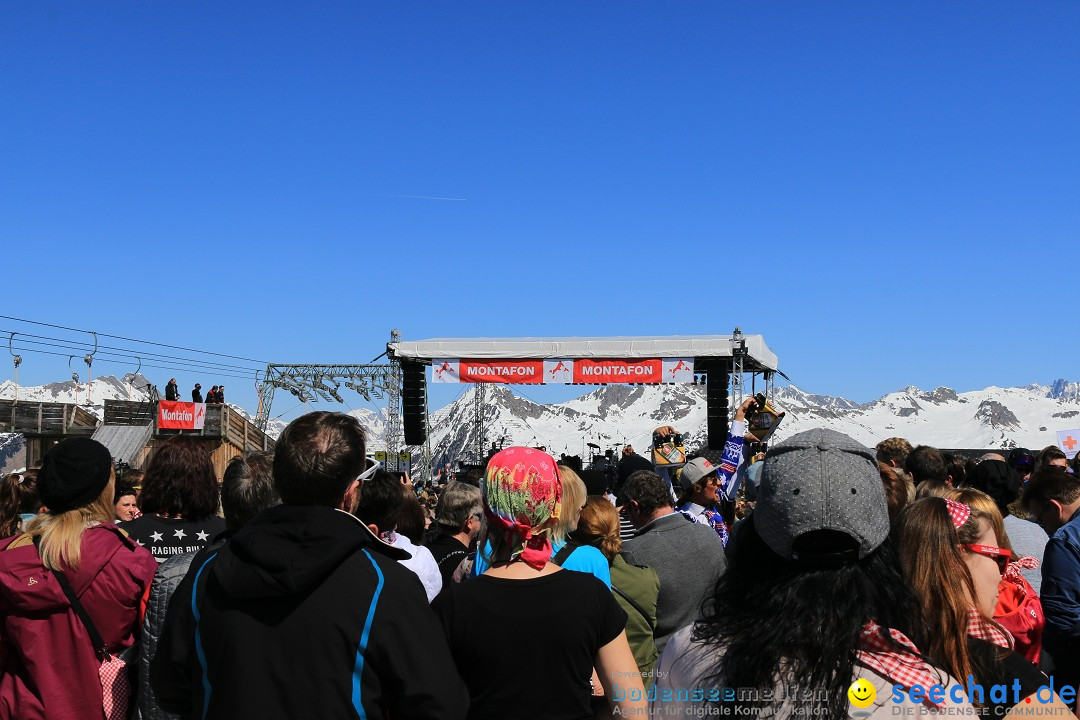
[{"xmin": 386, "ymin": 330, "xmax": 403, "ymax": 473}]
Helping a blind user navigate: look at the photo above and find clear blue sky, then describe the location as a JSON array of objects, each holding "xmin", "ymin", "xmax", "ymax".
[{"xmin": 3, "ymin": 2, "xmax": 1078, "ymax": 421}]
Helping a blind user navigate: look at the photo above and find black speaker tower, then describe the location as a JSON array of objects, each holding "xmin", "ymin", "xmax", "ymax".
[
  {"xmin": 706, "ymin": 371, "xmax": 730, "ymax": 450},
  {"xmin": 402, "ymin": 361, "xmax": 427, "ymax": 446}
]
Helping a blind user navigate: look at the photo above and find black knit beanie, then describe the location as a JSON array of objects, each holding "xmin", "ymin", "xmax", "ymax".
[{"xmin": 38, "ymin": 437, "xmax": 113, "ymax": 514}]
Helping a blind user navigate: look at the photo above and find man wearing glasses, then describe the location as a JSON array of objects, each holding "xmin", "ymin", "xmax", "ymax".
[
  {"xmin": 1022, "ymin": 468, "xmax": 1080, "ymax": 707},
  {"xmin": 425, "ymin": 481, "xmax": 483, "ymax": 591},
  {"xmin": 152, "ymin": 411, "xmax": 468, "ymax": 720}
]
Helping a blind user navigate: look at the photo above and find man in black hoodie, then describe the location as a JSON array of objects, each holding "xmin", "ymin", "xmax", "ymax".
[{"xmin": 151, "ymin": 411, "xmax": 469, "ymax": 720}]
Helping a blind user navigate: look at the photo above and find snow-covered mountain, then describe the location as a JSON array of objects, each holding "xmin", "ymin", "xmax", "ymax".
[
  {"xmin": 422, "ymin": 380, "xmax": 1080, "ymax": 468},
  {"xmin": 227, "ymin": 405, "xmax": 385, "ymax": 447},
  {"xmin": 3, "ymin": 375, "xmax": 1079, "ymax": 473},
  {"xmin": 0, "ymin": 374, "xmax": 157, "ymax": 417}
]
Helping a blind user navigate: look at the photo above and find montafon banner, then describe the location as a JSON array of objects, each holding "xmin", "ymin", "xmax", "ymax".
[
  {"xmin": 158, "ymin": 401, "xmax": 207, "ymax": 430},
  {"xmin": 430, "ymin": 358, "xmax": 693, "ymax": 384}
]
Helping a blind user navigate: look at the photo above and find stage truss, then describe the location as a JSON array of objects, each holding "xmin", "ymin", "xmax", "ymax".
[
  {"xmin": 254, "ymin": 333, "xmax": 433, "ymax": 481},
  {"xmin": 255, "ymin": 329, "xmax": 781, "ymax": 484}
]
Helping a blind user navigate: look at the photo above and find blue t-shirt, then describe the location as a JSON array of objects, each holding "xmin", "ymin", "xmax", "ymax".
[
  {"xmin": 472, "ymin": 538, "xmax": 612, "ymax": 588},
  {"xmin": 551, "ymin": 539, "xmax": 611, "ymax": 588}
]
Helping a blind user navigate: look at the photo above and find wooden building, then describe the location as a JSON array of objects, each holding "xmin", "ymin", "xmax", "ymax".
[
  {"xmin": 0, "ymin": 400, "xmax": 99, "ymax": 468},
  {"xmin": 100, "ymin": 400, "xmax": 275, "ymax": 478}
]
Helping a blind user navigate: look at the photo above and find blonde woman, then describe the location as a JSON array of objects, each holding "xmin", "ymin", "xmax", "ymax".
[
  {"xmin": 0, "ymin": 438, "xmax": 157, "ymax": 719},
  {"xmin": 549, "ymin": 466, "xmax": 611, "ymax": 587}
]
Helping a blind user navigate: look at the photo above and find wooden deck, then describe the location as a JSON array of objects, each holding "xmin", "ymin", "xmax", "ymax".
[
  {"xmin": 0, "ymin": 400, "xmax": 98, "ymax": 437},
  {"xmin": 104, "ymin": 400, "xmax": 273, "ymax": 452}
]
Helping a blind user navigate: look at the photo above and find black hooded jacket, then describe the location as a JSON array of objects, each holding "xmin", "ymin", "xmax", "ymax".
[{"xmin": 150, "ymin": 504, "xmax": 468, "ymax": 720}]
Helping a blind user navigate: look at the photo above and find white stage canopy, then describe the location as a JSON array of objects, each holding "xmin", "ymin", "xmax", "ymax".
[{"xmin": 388, "ymin": 335, "xmax": 778, "ymax": 373}]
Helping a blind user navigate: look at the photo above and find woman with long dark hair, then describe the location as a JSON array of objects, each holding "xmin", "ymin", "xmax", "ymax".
[
  {"xmin": 655, "ymin": 429, "xmax": 972, "ymax": 718},
  {"xmin": 121, "ymin": 436, "xmax": 224, "ymax": 562}
]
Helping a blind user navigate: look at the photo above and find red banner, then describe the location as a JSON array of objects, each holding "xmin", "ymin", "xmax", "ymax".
[
  {"xmin": 158, "ymin": 401, "xmax": 206, "ymax": 430},
  {"xmin": 573, "ymin": 359, "xmax": 663, "ymax": 383},
  {"xmin": 431, "ymin": 357, "xmax": 693, "ymax": 384},
  {"xmin": 458, "ymin": 360, "xmax": 544, "ymax": 384}
]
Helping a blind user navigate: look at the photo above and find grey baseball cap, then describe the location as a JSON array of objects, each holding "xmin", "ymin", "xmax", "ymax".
[
  {"xmin": 678, "ymin": 457, "xmax": 720, "ymax": 493},
  {"xmin": 755, "ymin": 428, "xmax": 889, "ymax": 563}
]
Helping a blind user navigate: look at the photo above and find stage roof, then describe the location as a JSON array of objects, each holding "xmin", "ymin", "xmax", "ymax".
[{"xmin": 388, "ymin": 335, "xmax": 779, "ymax": 372}]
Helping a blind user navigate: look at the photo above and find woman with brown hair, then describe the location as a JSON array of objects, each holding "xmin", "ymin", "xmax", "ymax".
[
  {"xmin": 0, "ymin": 469, "xmax": 40, "ymax": 537},
  {"xmin": 944, "ymin": 487, "xmax": 1045, "ymax": 665},
  {"xmin": 572, "ymin": 496, "xmax": 660, "ymax": 687},
  {"xmin": 894, "ymin": 497, "xmax": 1069, "ymax": 716},
  {"xmin": 121, "ymin": 435, "xmax": 225, "ymax": 562}
]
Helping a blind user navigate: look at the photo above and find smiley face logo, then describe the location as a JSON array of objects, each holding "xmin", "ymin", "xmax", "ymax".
[{"xmin": 847, "ymin": 679, "xmax": 876, "ymax": 708}]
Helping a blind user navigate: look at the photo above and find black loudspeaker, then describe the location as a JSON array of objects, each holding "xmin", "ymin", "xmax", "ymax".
[
  {"xmin": 706, "ymin": 372, "xmax": 729, "ymax": 450},
  {"xmin": 402, "ymin": 361, "xmax": 427, "ymax": 446}
]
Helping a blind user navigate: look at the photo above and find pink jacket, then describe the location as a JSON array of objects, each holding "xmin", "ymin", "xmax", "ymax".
[{"xmin": 0, "ymin": 524, "xmax": 157, "ymax": 720}]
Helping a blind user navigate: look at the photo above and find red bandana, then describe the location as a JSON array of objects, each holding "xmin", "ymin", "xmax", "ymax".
[{"xmin": 857, "ymin": 620, "xmax": 947, "ymax": 710}]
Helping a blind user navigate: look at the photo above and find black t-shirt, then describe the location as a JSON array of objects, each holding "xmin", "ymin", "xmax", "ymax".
[
  {"xmin": 121, "ymin": 514, "xmax": 227, "ymax": 563},
  {"xmin": 967, "ymin": 637, "xmax": 1048, "ymax": 717},
  {"xmin": 433, "ymin": 569, "xmax": 627, "ymax": 720},
  {"xmin": 426, "ymin": 533, "xmax": 470, "ymax": 588}
]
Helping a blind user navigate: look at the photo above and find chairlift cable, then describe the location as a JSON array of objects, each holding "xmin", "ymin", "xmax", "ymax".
[{"xmin": 0, "ymin": 315, "xmax": 268, "ymax": 364}]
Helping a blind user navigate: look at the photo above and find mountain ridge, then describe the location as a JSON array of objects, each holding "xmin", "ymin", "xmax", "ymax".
[{"xmin": 3, "ymin": 375, "xmax": 1078, "ymax": 473}]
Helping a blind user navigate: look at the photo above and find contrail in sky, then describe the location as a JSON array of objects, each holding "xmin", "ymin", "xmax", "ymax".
[{"xmin": 378, "ymin": 193, "xmax": 467, "ymax": 201}]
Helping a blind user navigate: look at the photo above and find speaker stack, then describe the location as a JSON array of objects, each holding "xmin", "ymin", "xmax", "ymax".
[
  {"xmin": 402, "ymin": 361, "xmax": 427, "ymax": 446},
  {"xmin": 706, "ymin": 372, "xmax": 730, "ymax": 450}
]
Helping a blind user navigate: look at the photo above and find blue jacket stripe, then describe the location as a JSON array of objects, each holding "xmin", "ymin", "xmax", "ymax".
[
  {"xmin": 352, "ymin": 549, "xmax": 385, "ymax": 719},
  {"xmin": 191, "ymin": 552, "xmax": 219, "ymax": 720}
]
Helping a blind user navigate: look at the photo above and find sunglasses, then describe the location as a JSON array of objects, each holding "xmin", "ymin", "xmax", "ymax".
[
  {"xmin": 962, "ymin": 544, "xmax": 1011, "ymax": 574},
  {"xmin": 356, "ymin": 462, "xmax": 381, "ymax": 483}
]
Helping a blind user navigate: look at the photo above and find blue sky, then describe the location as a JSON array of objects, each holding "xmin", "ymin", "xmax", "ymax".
[{"xmin": 2, "ymin": 1, "xmax": 1078, "ymax": 421}]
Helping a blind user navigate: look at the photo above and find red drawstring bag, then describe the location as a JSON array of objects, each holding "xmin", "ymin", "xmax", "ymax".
[{"xmin": 995, "ymin": 572, "xmax": 1043, "ymax": 664}]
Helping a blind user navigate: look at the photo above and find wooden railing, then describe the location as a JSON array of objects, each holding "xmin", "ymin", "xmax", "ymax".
[
  {"xmin": 151, "ymin": 402, "xmax": 273, "ymax": 451},
  {"xmin": 0, "ymin": 400, "xmax": 99, "ymax": 435},
  {"xmin": 103, "ymin": 399, "xmax": 157, "ymax": 426}
]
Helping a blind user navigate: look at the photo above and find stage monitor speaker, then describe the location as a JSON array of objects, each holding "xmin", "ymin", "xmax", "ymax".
[
  {"xmin": 706, "ymin": 372, "xmax": 729, "ymax": 450},
  {"xmin": 402, "ymin": 361, "xmax": 427, "ymax": 445}
]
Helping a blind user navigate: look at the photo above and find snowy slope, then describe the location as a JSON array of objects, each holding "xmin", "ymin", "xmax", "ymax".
[
  {"xmin": 4, "ymin": 375, "xmax": 1079, "ymax": 471},
  {"xmin": 0, "ymin": 374, "xmax": 156, "ymax": 419},
  {"xmin": 423, "ymin": 381, "xmax": 1080, "ymax": 468}
]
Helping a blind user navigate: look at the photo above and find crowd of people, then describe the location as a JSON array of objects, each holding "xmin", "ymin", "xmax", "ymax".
[
  {"xmin": 0, "ymin": 403, "xmax": 1079, "ymax": 719},
  {"xmin": 163, "ymin": 378, "xmax": 225, "ymax": 404}
]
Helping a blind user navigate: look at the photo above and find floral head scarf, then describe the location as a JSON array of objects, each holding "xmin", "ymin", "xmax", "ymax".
[{"xmin": 482, "ymin": 447, "xmax": 562, "ymax": 570}]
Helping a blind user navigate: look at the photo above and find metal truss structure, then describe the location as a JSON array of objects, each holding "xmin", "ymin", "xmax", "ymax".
[
  {"xmin": 254, "ymin": 351, "xmax": 433, "ymax": 482},
  {"xmin": 730, "ymin": 325, "xmax": 746, "ymax": 411},
  {"xmin": 473, "ymin": 383, "xmax": 487, "ymax": 464}
]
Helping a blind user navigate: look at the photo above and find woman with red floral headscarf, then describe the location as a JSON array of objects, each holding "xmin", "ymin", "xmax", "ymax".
[{"xmin": 432, "ymin": 447, "xmax": 646, "ymax": 719}]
